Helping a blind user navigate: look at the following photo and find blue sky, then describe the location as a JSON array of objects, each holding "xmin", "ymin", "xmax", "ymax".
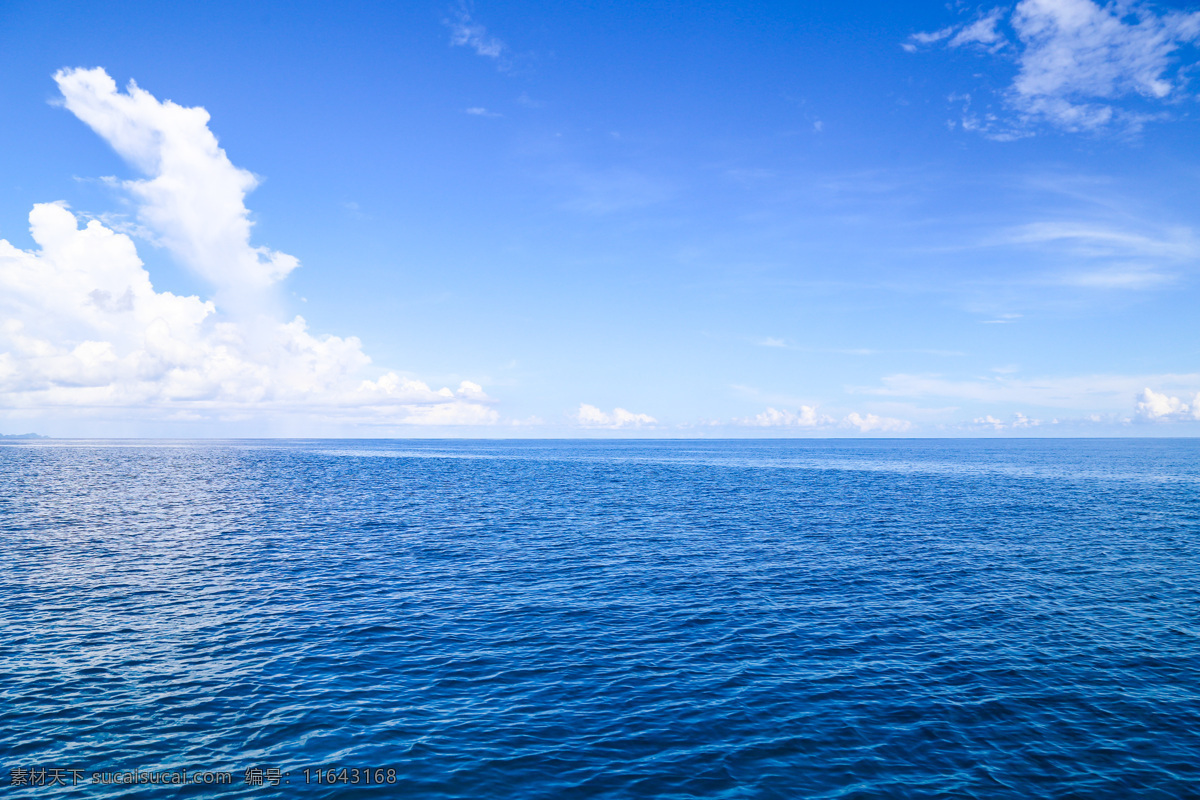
[{"xmin": 1, "ymin": 0, "xmax": 1199, "ymax": 436}]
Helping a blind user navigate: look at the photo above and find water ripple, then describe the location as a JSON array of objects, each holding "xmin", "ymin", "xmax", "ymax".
[{"xmin": 1, "ymin": 439, "xmax": 1198, "ymax": 798}]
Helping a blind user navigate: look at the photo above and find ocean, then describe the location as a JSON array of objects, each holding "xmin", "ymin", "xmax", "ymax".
[{"xmin": 2, "ymin": 439, "xmax": 1198, "ymax": 798}]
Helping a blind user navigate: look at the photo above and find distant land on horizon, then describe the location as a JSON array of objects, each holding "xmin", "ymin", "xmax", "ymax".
[{"xmin": 0, "ymin": 433, "xmax": 48, "ymax": 439}]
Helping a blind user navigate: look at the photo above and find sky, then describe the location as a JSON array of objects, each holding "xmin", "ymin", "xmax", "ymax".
[{"xmin": 1, "ymin": 0, "xmax": 1199, "ymax": 437}]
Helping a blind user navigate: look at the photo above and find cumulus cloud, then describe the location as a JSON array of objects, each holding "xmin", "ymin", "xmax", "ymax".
[
  {"xmin": 1135, "ymin": 387, "xmax": 1200, "ymax": 421},
  {"xmin": 737, "ymin": 406, "xmax": 833, "ymax": 427},
  {"xmin": 908, "ymin": 0, "xmax": 1200, "ymax": 134},
  {"xmin": 0, "ymin": 70, "xmax": 497, "ymax": 428},
  {"xmin": 575, "ymin": 403, "xmax": 657, "ymax": 429},
  {"xmin": 0, "ymin": 203, "xmax": 495, "ymax": 425},
  {"xmin": 55, "ymin": 68, "xmax": 297, "ymax": 306},
  {"xmin": 841, "ymin": 412, "xmax": 912, "ymax": 433},
  {"xmin": 972, "ymin": 412, "xmax": 1042, "ymax": 429},
  {"xmin": 733, "ymin": 406, "xmax": 910, "ymax": 433}
]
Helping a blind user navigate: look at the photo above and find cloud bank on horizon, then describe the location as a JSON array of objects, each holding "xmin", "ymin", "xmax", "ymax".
[{"xmin": 0, "ymin": 68, "xmax": 496, "ymax": 429}]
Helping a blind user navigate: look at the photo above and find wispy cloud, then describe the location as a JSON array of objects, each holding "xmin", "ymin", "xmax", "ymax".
[
  {"xmin": 909, "ymin": 0, "xmax": 1200, "ymax": 135},
  {"xmin": 905, "ymin": 7, "xmax": 1008, "ymax": 52},
  {"xmin": 994, "ymin": 221, "xmax": 1198, "ymax": 260},
  {"xmin": 989, "ymin": 219, "xmax": 1199, "ymax": 288},
  {"xmin": 939, "ymin": 213, "xmax": 1200, "ymax": 294},
  {"xmin": 1058, "ymin": 266, "xmax": 1174, "ymax": 289},
  {"xmin": 446, "ymin": 6, "xmax": 507, "ymax": 62},
  {"xmin": 857, "ymin": 371, "xmax": 1200, "ymax": 415},
  {"xmin": 753, "ymin": 337, "xmax": 964, "ymax": 356},
  {"xmin": 464, "ymin": 106, "xmax": 502, "ymax": 117}
]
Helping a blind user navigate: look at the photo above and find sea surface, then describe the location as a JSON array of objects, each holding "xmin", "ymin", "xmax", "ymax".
[{"xmin": 2, "ymin": 438, "xmax": 1199, "ymax": 798}]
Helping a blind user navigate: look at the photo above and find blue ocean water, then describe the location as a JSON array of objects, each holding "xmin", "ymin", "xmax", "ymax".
[{"xmin": 2, "ymin": 438, "xmax": 1199, "ymax": 798}]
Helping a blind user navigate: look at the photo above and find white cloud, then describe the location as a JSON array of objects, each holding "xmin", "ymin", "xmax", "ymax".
[
  {"xmin": 997, "ymin": 221, "xmax": 1198, "ymax": 260},
  {"xmin": 907, "ymin": 8, "xmax": 1008, "ymax": 51},
  {"xmin": 55, "ymin": 68, "xmax": 297, "ymax": 308},
  {"xmin": 464, "ymin": 107, "xmax": 502, "ymax": 117},
  {"xmin": 909, "ymin": 0, "xmax": 1200, "ymax": 134},
  {"xmin": 841, "ymin": 412, "xmax": 912, "ymax": 433},
  {"xmin": 951, "ymin": 9, "xmax": 1008, "ymax": 49},
  {"xmin": 447, "ymin": 8, "xmax": 506, "ymax": 59},
  {"xmin": 992, "ymin": 220, "xmax": 1198, "ymax": 288},
  {"xmin": 979, "ymin": 313, "xmax": 1023, "ymax": 326},
  {"xmin": 1135, "ymin": 387, "xmax": 1200, "ymax": 421},
  {"xmin": 575, "ymin": 403, "xmax": 657, "ymax": 429},
  {"xmin": 1059, "ymin": 266, "xmax": 1174, "ymax": 289},
  {"xmin": 732, "ymin": 406, "xmax": 910, "ymax": 433},
  {"xmin": 737, "ymin": 406, "xmax": 833, "ymax": 427},
  {"xmin": 0, "ymin": 70, "xmax": 498, "ymax": 429},
  {"xmin": 908, "ymin": 26, "xmax": 956, "ymax": 49},
  {"xmin": 972, "ymin": 411, "xmax": 1042, "ymax": 429},
  {"xmin": 859, "ymin": 372, "xmax": 1200, "ymax": 417},
  {"xmin": 0, "ymin": 203, "xmax": 496, "ymax": 425}
]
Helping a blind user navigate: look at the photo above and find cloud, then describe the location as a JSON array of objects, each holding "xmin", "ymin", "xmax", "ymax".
[
  {"xmin": 736, "ymin": 406, "xmax": 833, "ymax": 427},
  {"xmin": 54, "ymin": 68, "xmax": 297, "ymax": 307},
  {"xmin": 987, "ymin": 220, "xmax": 1198, "ymax": 288},
  {"xmin": 841, "ymin": 412, "xmax": 912, "ymax": 433},
  {"xmin": 909, "ymin": 0, "xmax": 1200, "ymax": 134},
  {"xmin": 1059, "ymin": 266, "xmax": 1173, "ymax": 288},
  {"xmin": 859, "ymin": 372, "xmax": 1200, "ymax": 414},
  {"xmin": 952, "ymin": 9, "xmax": 1009, "ymax": 49},
  {"xmin": 464, "ymin": 107, "xmax": 502, "ymax": 117},
  {"xmin": 972, "ymin": 412, "xmax": 1042, "ymax": 429},
  {"xmin": 733, "ymin": 406, "xmax": 910, "ymax": 432},
  {"xmin": 0, "ymin": 70, "xmax": 497, "ymax": 429},
  {"xmin": 575, "ymin": 403, "xmax": 657, "ymax": 429},
  {"xmin": 906, "ymin": 8, "xmax": 1007, "ymax": 52},
  {"xmin": 1135, "ymin": 387, "xmax": 1200, "ymax": 421},
  {"xmin": 0, "ymin": 203, "xmax": 496, "ymax": 425},
  {"xmin": 996, "ymin": 221, "xmax": 1198, "ymax": 260},
  {"xmin": 447, "ymin": 7, "xmax": 506, "ymax": 60}
]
